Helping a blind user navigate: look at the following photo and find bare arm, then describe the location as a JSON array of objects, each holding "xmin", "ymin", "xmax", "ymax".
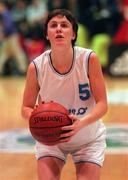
[
  {"xmin": 61, "ymin": 52, "xmax": 108, "ymax": 141},
  {"xmin": 21, "ymin": 62, "xmax": 40, "ymax": 121},
  {"xmin": 80, "ymin": 52, "xmax": 108, "ymax": 125}
]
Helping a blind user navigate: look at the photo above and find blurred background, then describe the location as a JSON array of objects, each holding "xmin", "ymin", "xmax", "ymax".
[
  {"xmin": 0, "ymin": 0, "xmax": 127, "ymax": 76},
  {"xmin": 0, "ymin": 0, "xmax": 128, "ymax": 180}
]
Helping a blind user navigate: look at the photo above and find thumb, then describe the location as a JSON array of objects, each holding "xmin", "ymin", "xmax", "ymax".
[{"xmin": 69, "ymin": 115, "xmax": 77, "ymax": 123}]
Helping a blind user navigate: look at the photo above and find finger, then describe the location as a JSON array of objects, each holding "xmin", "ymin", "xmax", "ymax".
[
  {"xmin": 59, "ymin": 137, "xmax": 71, "ymax": 143},
  {"xmin": 60, "ymin": 130, "xmax": 73, "ymax": 138},
  {"xmin": 61, "ymin": 125, "xmax": 73, "ymax": 131}
]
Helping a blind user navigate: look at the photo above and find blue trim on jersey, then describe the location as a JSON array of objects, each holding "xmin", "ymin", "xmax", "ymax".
[
  {"xmin": 87, "ymin": 51, "xmax": 94, "ymax": 77},
  {"xmin": 32, "ymin": 61, "xmax": 38, "ymax": 78}
]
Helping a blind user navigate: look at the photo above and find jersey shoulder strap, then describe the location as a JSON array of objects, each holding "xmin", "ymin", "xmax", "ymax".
[{"xmin": 84, "ymin": 48, "xmax": 94, "ymax": 75}]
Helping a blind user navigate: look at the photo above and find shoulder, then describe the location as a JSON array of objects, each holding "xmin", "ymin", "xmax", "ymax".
[
  {"xmin": 89, "ymin": 51, "xmax": 100, "ymax": 65},
  {"xmin": 74, "ymin": 46, "xmax": 93, "ymax": 52},
  {"xmin": 74, "ymin": 46, "xmax": 86, "ymax": 53},
  {"xmin": 74, "ymin": 46, "xmax": 95, "ymax": 64},
  {"xmin": 88, "ymin": 51, "xmax": 102, "ymax": 77},
  {"xmin": 27, "ymin": 50, "xmax": 50, "ymax": 76},
  {"xmin": 74, "ymin": 46, "xmax": 94, "ymax": 57},
  {"xmin": 32, "ymin": 49, "xmax": 51, "ymax": 63},
  {"xmin": 74, "ymin": 46, "xmax": 98, "ymax": 62}
]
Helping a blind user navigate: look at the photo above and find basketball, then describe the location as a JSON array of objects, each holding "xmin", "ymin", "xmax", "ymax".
[{"xmin": 29, "ymin": 101, "xmax": 72, "ymax": 145}]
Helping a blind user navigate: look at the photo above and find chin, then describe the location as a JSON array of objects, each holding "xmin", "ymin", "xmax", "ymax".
[{"xmin": 55, "ymin": 42, "xmax": 65, "ymax": 45}]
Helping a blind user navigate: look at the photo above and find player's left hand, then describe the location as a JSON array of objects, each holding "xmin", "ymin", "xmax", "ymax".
[{"xmin": 60, "ymin": 115, "xmax": 83, "ymax": 142}]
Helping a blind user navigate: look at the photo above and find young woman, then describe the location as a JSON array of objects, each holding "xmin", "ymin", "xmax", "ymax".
[{"xmin": 22, "ymin": 9, "xmax": 108, "ymax": 180}]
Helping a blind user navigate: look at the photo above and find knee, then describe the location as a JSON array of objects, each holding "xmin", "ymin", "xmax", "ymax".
[
  {"xmin": 37, "ymin": 158, "xmax": 64, "ymax": 180},
  {"xmin": 76, "ymin": 162, "xmax": 101, "ymax": 180}
]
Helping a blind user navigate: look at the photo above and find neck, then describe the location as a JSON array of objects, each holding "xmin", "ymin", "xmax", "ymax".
[
  {"xmin": 51, "ymin": 45, "xmax": 73, "ymax": 65},
  {"xmin": 50, "ymin": 46, "xmax": 74, "ymax": 74}
]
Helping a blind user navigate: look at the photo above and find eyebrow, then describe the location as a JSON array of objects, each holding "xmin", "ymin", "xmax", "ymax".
[{"xmin": 49, "ymin": 20, "xmax": 70, "ymax": 24}]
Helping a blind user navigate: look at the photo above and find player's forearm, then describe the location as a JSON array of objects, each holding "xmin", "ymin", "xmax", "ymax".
[
  {"xmin": 81, "ymin": 101, "xmax": 108, "ymax": 126},
  {"xmin": 21, "ymin": 106, "xmax": 33, "ymax": 121}
]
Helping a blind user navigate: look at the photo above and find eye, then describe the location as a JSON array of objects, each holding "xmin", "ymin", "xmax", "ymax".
[
  {"xmin": 49, "ymin": 23, "xmax": 57, "ymax": 28},
  {"xmin": 61, "ymin": 23, "xmax": 69, "ymax": 28}
]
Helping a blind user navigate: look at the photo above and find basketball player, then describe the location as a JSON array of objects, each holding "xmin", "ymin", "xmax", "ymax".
[{"xmin": 21, "ymin": 9, "xmax": 108, "ymax": 180}]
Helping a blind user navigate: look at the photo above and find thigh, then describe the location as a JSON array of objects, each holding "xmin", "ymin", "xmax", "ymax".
[
  {"xmin": 72, "ymin": 137, "xmax": 106, "ymax": 180},
  {"xmin": 76, "ymin": 162, "xmax": 101, "ymax": 180},
  {"xmin": 37, "ymin": 157, "xmax": 65, "ymax": 180},
  {"xmin": 72, "ymin": 137, "xmax": 106, "ymax": 166}
]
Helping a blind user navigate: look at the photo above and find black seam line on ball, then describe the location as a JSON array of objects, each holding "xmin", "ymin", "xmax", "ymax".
[
  {"xmin": 31, "ymin": 110, "xmax": 68, "ymax": 117},
  {"xmin": 30, "ymin": 125, "xmax": 70, "ymax": 129}
]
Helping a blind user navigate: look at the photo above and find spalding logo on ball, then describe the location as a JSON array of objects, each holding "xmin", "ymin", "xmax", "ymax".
[{"xmin": 29, "ymin": 101, "xmax": 72, "ymax": 145}]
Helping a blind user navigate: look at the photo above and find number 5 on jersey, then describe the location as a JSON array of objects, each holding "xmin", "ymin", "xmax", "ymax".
[{"xmin": 79, "ymin": 83, "xmax": 91, "ymax": 101}]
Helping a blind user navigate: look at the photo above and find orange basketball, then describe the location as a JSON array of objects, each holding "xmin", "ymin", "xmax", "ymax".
[{"xmin": 29, "ymin": 101, "xmax": 72, "ymax": 145}]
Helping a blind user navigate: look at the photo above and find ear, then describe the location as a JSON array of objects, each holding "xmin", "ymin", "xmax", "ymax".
[{"xmin": 72, "ymin": 33, "xmax": 76, "ymax": 40}]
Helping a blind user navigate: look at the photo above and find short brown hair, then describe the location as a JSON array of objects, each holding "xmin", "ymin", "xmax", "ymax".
[{"xmin": 44, "ymin": 9, "xmax": 78, "ymax": 46}]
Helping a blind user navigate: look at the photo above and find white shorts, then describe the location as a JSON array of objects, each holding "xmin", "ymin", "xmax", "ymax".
[{"xmin": 35, "ymin": 135, "xmax": 106, "ymax": 167}]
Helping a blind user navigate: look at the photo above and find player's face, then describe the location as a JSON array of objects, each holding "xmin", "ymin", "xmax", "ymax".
[{"xmin": 47, "ymin": 15, "xmax": 75, "ymax": 46}]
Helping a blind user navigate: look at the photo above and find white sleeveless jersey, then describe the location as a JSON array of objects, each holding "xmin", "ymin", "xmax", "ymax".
[{"xmin": 33, "ymin": 46, "xmax": 106, "ymax": 150}]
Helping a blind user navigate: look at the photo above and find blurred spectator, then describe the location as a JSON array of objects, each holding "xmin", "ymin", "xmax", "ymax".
[
  {"xmin": 0, "ymin": 17, "xmax": 4, "ymax": 45},
  {"xmin": 26, "ymin": 0, "xmax": 48, "ymax": 40},
  {"xmin": 11, "ymin": 0, "xmax": 27, "ymax": 32},
  {"xmin": 76, "ymin": 0, "xmax": 122, "ymax": 38},
  {"xmin": 25, "ymin": 0, "xmax": 47, "ymax": 61},
  {"xmin": 68, "ymin": 0, "xmax": 77, "ymax": 14},
  {"xmin": 11, "ymin": 1, "xmax": 30, "ymax": 54},
  {"xmin": 113, "ymin": 0, "xmax": 128, "ymax": 44},
  {"xmin": 25, "ymin": 38, "xmax": 45, "ymax": 62},
  {"xmin": 1, "ymin": 0, "xmax": 17, "ymax": 10},
  {"xmin": 0, "ymin": 1, "xmax": 28, "ymax": 75},
  {"xmin": 76, "ymin": 0, "xmax": 122, "ymax": 69},
  {"xmin": 26, "ymin": 0, "xmax": 47, "ymax": 24},
  {"xmin": 108, "ymin": 0, "xmax": 128, "ymax": 76},
  {"xmin": 47, "ymin": 0, "xmax": 69, "ymax": 12}
]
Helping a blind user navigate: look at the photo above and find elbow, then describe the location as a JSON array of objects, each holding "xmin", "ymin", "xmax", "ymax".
[
  {"xmin": 21, "ymin": 106, "xmax": 26, "ymax": 120},
  {"xmin": 21, "ymin": 106, "xmax": 24, "ymax": 119},
  {"xmin": 103, "ymin": 101, "xmax": 108, "ymax": 115},
  {"xmin": 21, "ymin": 105, "xmax": 33, "ymax": 121}
]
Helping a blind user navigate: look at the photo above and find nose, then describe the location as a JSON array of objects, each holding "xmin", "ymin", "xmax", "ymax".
[{"xmin": 56, "ymin": 24, "xmax": 62, "ymax": 32}]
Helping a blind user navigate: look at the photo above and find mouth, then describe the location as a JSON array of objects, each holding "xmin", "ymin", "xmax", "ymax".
[{"xmin": 55, "ymin": 35, "xmax": 64, "ymax": 39}]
